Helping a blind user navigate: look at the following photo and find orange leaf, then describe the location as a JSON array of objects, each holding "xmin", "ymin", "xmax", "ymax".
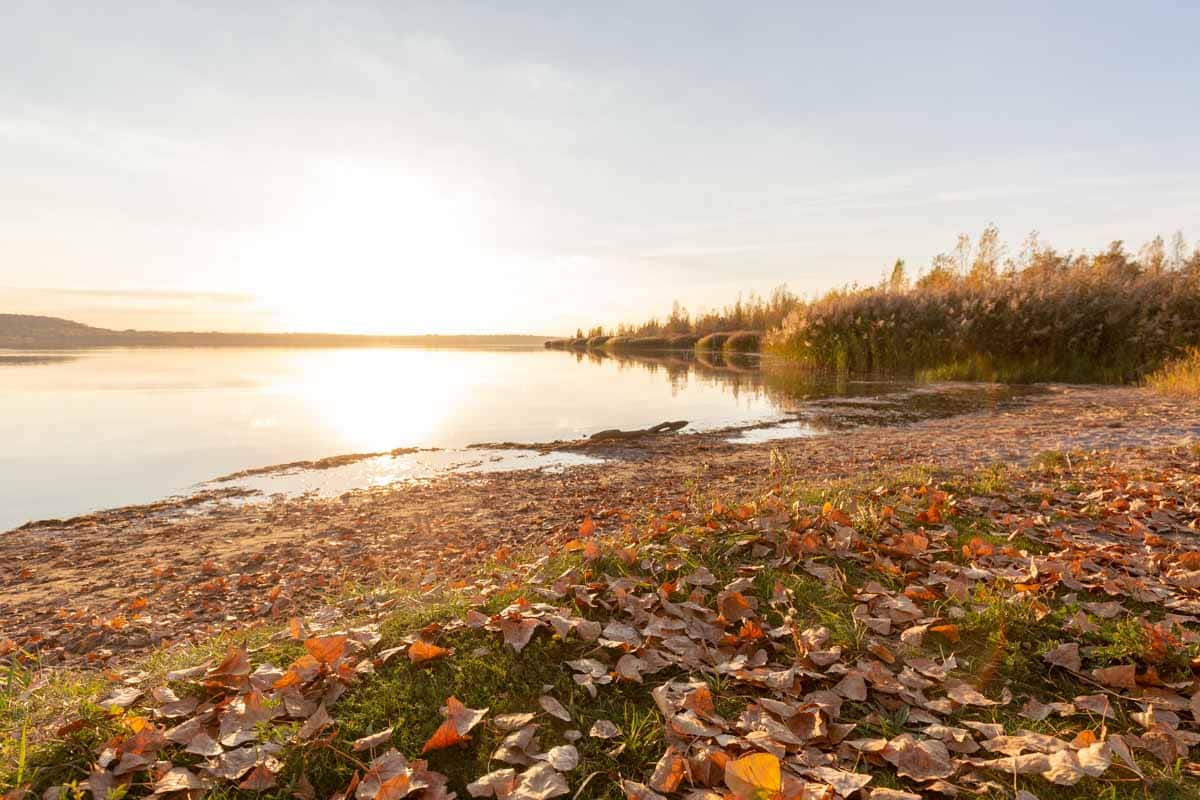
[
  {"xmin": 822, "ymin": 502, "xmax": 852, "ymax": 526},
  {"xmin": 420, "ymin": 717, "xmax": 464, "ymax": 753},
  {"xmin": 738, "ymin": 620, "xmax": 765, "ymax": 641},
  {"xmin": 929, "ymin": 624, "xmax": 960, "ymax": 643},
  {"xmin": 408, "ymin": 641, "xmax": 450, "ymax": 665},
  {"xmin": 683, "ymin": 685, "xmax": 716, "ymax": 719},
  {"xmin": 421, "ymin": 696, "xmax": 488, "ymax": 753},
  {"xmin": 579, "ymin": 517, "xmax": 596, "ymax": 537},
  {"xmin": 725, "ymin": 753, "xmax": 781, "ymax": 800},
  {"xmin": 868, "ymin": 642, "xmax": 896, "ymax": 664},
  {"xmin": 205, "ymin": 645, "xmax": 251, "ymax": 688},
  {"xmin": 376, "ymin": 774, "xmax": 413, "ymax": 800},
  {"xmin": 273, "ymin": 654, "xmax": 321, "ymax": 689},
  {"xmin": 304, "ymin": 635, "xmax": 348, "ymax": 666}
]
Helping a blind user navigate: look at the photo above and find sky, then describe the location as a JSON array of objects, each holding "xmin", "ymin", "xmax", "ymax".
[{"xmin": 2, "ymin": 2, "xmax": 1199, "ymax": 335}]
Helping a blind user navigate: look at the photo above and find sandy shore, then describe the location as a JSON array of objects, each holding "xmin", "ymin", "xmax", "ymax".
[{"xmin": 3, "ymin": 384, "xmax": 1198, "ymax": 667}]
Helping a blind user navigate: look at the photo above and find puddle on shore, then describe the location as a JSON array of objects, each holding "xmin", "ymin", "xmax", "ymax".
[
  {"xmin": 726, "ymin": 421, "xmax": 822, "ymax": 443},
  {"xmin": 215, "ymin": 382, "xmax": 1044, "ymax": 503},
  {"xmin": 208, "ymin": 447, "xmax": 604, "ymax": 500}
]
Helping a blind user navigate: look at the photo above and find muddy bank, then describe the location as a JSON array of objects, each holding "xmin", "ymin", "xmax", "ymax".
[{"xmin": 2, "ymin": 385, "xmax": 1198, "ymax": 668}]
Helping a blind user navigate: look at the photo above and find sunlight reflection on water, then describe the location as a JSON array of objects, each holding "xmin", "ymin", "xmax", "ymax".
[
  {"xmin": 0, "ymin": 346, "xmax": 1024, "ymax": 529},
  {"xmin": 0, "ymin": 347, "xmax": 795, "ymax": 528}
]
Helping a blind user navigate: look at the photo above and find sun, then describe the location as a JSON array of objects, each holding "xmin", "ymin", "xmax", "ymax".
[{"xmin": 242, "ymin": 158, "xmax": 490, "ymax": 334}]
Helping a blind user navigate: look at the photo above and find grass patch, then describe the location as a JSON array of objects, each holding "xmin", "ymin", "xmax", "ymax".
[
  {"xmin": 6, "ymin": 453, "xmax": 1200, "ymax": 800},
  {"xmin": 1147, "ymin": 347, "xmax": 1200, "ymax": 397}
]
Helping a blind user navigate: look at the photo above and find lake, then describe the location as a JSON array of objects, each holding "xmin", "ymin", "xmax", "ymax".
[{"xmin": 0, "ymin": 346, "xmax": 1010, "ymax": 531}]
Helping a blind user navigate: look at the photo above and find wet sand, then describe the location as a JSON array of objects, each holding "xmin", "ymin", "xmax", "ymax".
[{"xmin": 3, "ymin": 384, "xmax": 1198, "ymax": 668}]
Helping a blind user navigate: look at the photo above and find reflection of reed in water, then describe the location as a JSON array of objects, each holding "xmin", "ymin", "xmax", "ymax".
[
  {"xmin": 579, "ymin": 348, "xmax": 768, "ymax": 401},
  {"xmin": 558, "ymin": 348, "xmax": 1043, "ymax": 427}
]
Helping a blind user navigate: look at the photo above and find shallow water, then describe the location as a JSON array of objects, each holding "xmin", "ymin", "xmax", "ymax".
[{"xmin": 0, "ymin": 346, "xmax": 1019, "ymax": 530}]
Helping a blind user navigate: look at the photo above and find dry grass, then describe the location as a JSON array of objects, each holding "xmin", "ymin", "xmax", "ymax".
[
  {"xmin": 767, "ymin": 240, "xmax": 1200, "ymax": 382},
  {"xmin": 1147, "ymin": 347, "xmax": 1200, "ymax": 397}
]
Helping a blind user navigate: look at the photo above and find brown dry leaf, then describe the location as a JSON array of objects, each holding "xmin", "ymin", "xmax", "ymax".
[
  {"xmin": 494, "ymin": 712, "xmax": 538, "ymax": 732},
  {"xmin": 880, "ymin": 734, "xmax": 955, "ymax": 781},
  {"xmin": 719, "ymin": 591, "xmax": 754, "ymax": 622},
  {"xmin": 353, "ymin": 728, "xmax": 395, "ymax": 752},
  {"xmin": 299, "ymin": 703, "xmax": 334, "ymax": 739},
  {"xmin": 467, "ymin": 769, "xmax": 519, "ymax": 798},
  {"xmin": 511, "ymin": 763, "xmax": 569, "ymax": 800},
  {"xmin": 152, "ymin": 767, "xmax": 208, "ymax": 795},
  {"xmin": 1092, "ymin": 664, "xmax": 1137, "ymax": 689},
  {"xmin": 621, "ymin": 781, "xmax": 668, "ymax": 800},
  {"xmin": 589, "ymin": 719, "xmax": 620, "ymax": 739},
  {"xmin": 1076, "ymin": 741, "xmax": 1112, "ymax": 777},
  {"xmin": 806, "ymin": 766, "xmax": 872, "ymax": 797},
  {"xmin": 869, "ymin": 790, "xmax": 921, "ymax": 800},
  {"xmin": 508, "ymin": 762, "xmax": 568, "ymax": 800},
  {"xmin": 1044, "ymin": 642, "xmax": 1082, "ymax": 672},
  {"xmin": 1074, "ymin": 694, "xmax": 1114, "ymax": 718},
  {"xmin": 183, "ymin": 731, "xmax": 222, "ymax": 757},
  {"xmin": 499, "ymin": 616, "xmax": 541, "ymax": 652},
  {"xmin": 944, "ymin": 679, "xmax": 997, "ymax": 707},
  {"xmin": 540, "ymin": 745, "xmax": 579, "ymax": 772},
  {"xmin": 683, "ymin": 685, "xmax": 717, "ymax": 719},
  {"xmin": 239, "ymin": 764, "xmax": 278, "ymax": 791},
  {"xmin": 99, "ymin": 686, "xmax": 143, "ymax": 711},
  {"xmin": 538, "ymin": 695, "xmax": 571, "ymax": 722}
]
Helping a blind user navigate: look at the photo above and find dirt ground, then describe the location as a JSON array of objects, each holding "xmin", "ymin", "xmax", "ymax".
[{"xmin": 3, "ymin": 384, "xmax": 1198, "ymax": 668}]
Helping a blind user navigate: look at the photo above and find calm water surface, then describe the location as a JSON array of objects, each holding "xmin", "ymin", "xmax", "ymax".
[
  {"xmin": 0, "ymin": 347, "xmax": 792, "ymax": 529},
  {"xmin": 0, "ymin": 346, "xmax": 1010, "ymax": 530}
]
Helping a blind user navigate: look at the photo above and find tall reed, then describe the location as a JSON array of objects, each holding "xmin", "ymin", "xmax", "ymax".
[{"xmin": 767, "ymin": 236, "xmax": 1200, "ymax": 383}]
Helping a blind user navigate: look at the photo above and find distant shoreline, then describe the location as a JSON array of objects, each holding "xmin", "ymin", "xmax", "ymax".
[
  {"xmin": 0, "ymin": 314, "xmax": 553, "ymax": 349},
  {"xmin": 0, "ymin": 334, "xmax": 551, "ymax": 349}
]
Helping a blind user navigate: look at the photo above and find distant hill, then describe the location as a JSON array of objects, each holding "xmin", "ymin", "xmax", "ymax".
[{"xmin": 0, "ymin": 314, "xmax": 552, "ymax": 349}]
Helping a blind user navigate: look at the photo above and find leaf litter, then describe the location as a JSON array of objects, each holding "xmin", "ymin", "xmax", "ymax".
[{"xmin": 7, "ymin": 387, "xmax": 1200, "ymax": 798}]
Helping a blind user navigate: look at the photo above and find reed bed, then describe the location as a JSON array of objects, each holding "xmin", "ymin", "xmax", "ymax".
[{"xmin": 767, "ymin": 240, "xmax": 1200, "ymax": 383}]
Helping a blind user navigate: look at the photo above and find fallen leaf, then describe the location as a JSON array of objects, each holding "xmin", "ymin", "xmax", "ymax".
[
  {"xmin": 409, "ymin": 641, "xmax": 451, "ymax": 665},
  {"xmin": 725, "ymin": 753, "xmax": 780, "ymax": 800},
  {"xmin": 538, "ymin": 695, "xmax": 571, "ymax": 722},
  {"xmin": 589, "ymin": 719, "xmax": 620, "ymax": 739}
]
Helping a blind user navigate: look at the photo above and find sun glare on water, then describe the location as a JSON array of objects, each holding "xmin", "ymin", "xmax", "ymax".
[{"xmin": 281, "ymin": 349, "xmax": 473, "ymax": 451}]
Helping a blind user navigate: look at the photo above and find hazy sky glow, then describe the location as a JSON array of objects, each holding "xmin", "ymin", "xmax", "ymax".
[{"xmin": 3, "ymin": 2, "xmax": 1199, "ymax": 334}]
